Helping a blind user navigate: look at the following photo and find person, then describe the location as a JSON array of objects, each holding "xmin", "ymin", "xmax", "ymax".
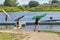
[
  {"xmin": 34, "ymin": 18, "xmax": 39, "ymax": 32},
  {"xmin": 50, "ymin": 17, "xmax": 53, "ymax": 30},
  {"xmin": 16, "ymin": 20, "xmax": 19, "ymax": 28},
  {"xmin": 15, "ymin": 20, "xmax": 22, "ymax": 29},
  {"xmin": 14, "ymin": 21, "xmax": 19, "ymax": 29},
  {"xmin": 5, "ymin": 15, "xmax": 8, "ymax": 28},
  {"xmin": 50, "ymin": 17, "xmax": 53, "ymax": 21},
  {"xmin": 5, "ymin": 15, "xmax": 8, "ymax": 21},
  {"xmin": 15, "ymin": 15, "xmax": 24, "ymax": 29}
]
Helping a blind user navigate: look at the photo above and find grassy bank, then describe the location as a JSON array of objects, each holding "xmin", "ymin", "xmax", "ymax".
[
  {"xmin": 0, "ymin": 6, "xmax": 60, "ymax": 12},
  {"xmin": 0, "ymin": 32, "xmax": 28, "ymax": 40},
  {"xmin": 0, "ymin": 28, "xmax": 59, "ymax": 34},
  {"xmin": 0, "ymin": 6, "xmax": 22, "ymax": 12},
  {"xmin": 40, "ymin": 30, "xmax": 60, "ymax": 34}
]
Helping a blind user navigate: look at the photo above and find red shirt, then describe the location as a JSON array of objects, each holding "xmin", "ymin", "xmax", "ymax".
[{"xmin": 6, "ymin": 15, "xmax": 8, "ymax": 19}]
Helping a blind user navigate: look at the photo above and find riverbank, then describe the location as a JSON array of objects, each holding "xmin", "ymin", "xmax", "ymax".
[
  {"xmin": 0, "ymin": 30, "xmax": 28, "ymax": 40},
  {"xmin": 0, "ymin": 29, "xmax": 59, "ymax": 40},
  {"xmin": 0, "ymin": 6, "xmax": 60, "ymax": 12},
  {"xmin": 0, "ymin": 28, "xmax": 59, "ymax": 34}
]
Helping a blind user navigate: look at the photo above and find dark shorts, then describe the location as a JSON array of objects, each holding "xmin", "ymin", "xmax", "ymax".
[
  {"xmin": 35, "ymin": 22, "xmax": 38, "ymax": 25},
  {"xmin": 17, "ymin": 21, "xmax": 19, "ymax": 25}
]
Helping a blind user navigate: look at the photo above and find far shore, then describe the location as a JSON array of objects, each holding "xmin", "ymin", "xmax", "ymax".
[{"xmin": 0, "ymin": 6, "xmax": 60, "ymax": 12}]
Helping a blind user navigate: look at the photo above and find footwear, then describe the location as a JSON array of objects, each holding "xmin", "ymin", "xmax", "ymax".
[{"xmin": 38, "ymin": 30, "xmax": 40, "ymax": 32}]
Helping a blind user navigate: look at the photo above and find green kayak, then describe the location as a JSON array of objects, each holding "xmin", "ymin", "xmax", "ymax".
[{"xmin": 32, "ymin": 13, "xmax": 47, "ymax": 19}]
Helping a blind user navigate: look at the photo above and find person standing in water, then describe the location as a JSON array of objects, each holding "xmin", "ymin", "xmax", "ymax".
[
  {"xmin": 5, "ymin": 15, "xmax": 8, "ymax": 28},
  {"xmin": 50, "ymin": 17, "xmax": 53, "ymax": 21},
  {"xmin": 5, "ymin": 15, "xmax": 8, "ymax": 21},
  {"xmin": 50, "ymin": 17, "xmax": 53, "ymax": 30}
]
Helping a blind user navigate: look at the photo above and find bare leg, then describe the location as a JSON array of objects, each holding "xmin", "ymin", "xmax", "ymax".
[
  {"xmin": 50, "ymin": 25, "xmax": 52, "ymax": 30},
  {"xmin": 58, "ymin": 32, "xmax": 60, "ymax": 37},
  {"xmin": 37, "ymin": 25, "xmax": 40, "ymax": 32},
  {"xmin": 34, "ymin": 25, "xmax": 37, "ymax": 32}
]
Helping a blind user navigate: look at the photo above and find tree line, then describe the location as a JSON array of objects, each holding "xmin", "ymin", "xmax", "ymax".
[
  {"xmin": 0, "ymin": 0, "xmax": 59, "ymax": 7},
  {"xmin": 0, "ymin": 0, "xmax": 59, "ymax": 12}
]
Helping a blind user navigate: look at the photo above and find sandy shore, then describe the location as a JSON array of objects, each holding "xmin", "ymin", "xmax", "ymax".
[{"xmin": 0, "ymin": 30, "xmax": 60, "ymax": 40}]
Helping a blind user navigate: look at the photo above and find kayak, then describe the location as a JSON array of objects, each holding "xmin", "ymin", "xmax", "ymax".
[
  {"xmin": 32, "ymin": 13, "xmax": 47, "ymax": 19},
  {"xmin": 15, "ymin": 15, "xmax": 24, "ymax": 21}
]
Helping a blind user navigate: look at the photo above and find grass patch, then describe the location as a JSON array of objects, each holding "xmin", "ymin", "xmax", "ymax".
[
  {"xmin": 0, "ymin": 6, "xmax": 60, "ymax": 12},
  {"xmin": 40, "ymin": 30, "xmax": 59, "ymax": 34},
  {"xmin": 0, "ymin": 28, "xmax": 12, "ymax": 30},
  {"xmin": 0, "ymin": 32, "xmax": 28, "ymax": 40}
]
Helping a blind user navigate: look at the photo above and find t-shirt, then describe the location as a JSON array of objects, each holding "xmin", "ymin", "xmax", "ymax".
[{"xmin": 35, "ymin": 18, "xmax": 39, "ymax": 24}]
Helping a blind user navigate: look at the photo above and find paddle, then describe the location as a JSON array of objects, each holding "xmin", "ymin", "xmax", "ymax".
[{"xmin": 2, "ymin": 9, "xmax": 11, "ymax": 19}]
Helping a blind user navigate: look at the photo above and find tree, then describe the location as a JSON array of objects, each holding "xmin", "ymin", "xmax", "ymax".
[
  {"xmin": 10, "ymin": 0, "xmax": 17, "ymax": 6},
  {"xmin": 51, "ymin": 0, "xmax": 58, "ymax": 4},
  {"xmin": 4, "ymin": 0, "xmax": 11, "ymax": 6},
  {"xmin": 28, "ymin": 1, "xmax": 39, "ymax": 8},
  {"xmin": 4, "ymin": 0, "xmax": 18, "ymax": 6}
]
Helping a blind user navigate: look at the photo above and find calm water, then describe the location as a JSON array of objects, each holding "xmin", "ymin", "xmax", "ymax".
[{"xmin": 0, "ymin": 12, "xmax": 60, "ymax": 31}]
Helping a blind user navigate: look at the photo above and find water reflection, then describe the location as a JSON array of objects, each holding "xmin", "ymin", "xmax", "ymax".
[
  {"xmin": 21, "ymin": 25, "xmax": 60, "ymax": 31},
  {"xmin": 0, "ymin": 25, "xmax": 60, "ymax": 31},
  {"xmin": 0, "ymin": 25, "xmax": 14, "ymax": 29}
]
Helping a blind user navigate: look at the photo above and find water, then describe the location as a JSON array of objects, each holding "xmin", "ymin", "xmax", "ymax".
[
  {"xmin": 0, "ymin": 12, "xmax": 60, "ymax": 31},
  {"xmin": 22, "ymin": 25, "xmax": 60, "ymax": 31}
]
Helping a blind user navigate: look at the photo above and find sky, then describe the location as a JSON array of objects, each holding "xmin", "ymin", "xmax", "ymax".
[{"xmin": 0, "ymin": 0, "xmax": 50, "ymax": 5}]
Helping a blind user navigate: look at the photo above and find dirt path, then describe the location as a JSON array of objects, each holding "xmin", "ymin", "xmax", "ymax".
[{"xmin": 0, "ymin": 30, "xmax": 60, "ymax": 40}]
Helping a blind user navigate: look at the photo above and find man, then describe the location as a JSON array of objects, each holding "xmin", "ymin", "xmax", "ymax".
[
  {"xmin": 34, "ymin": 18, "xmax": 39, "ymax": 32},
  {"xmin": 15, "ymin": 15, "xmax": 24, "ymax": 29},
  {"xmin": 16, "ymin": 20, "xmax": 19, "ymax": 28},
  {"xmin": 2, "ymin": 9, "xmax": 10, "ymax": 21},
  {"xmin": 33, "ymin": 13, "xmax": 47, "ymax": 32},
  {"xmin": 50, "ymin": 17, "xmax": 53, "ymax": 21},
  {"xmin": 5, "ymin": 15, "xmax": 8, "ymax": 21},
  {"xmin": 50, "ymin": 17, "xmax": 53, "ymax": 30}
]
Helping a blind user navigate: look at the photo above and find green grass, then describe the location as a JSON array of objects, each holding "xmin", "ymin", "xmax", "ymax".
[
  {"xmin": 0, "ymin": 32, "xmax": 28, "ymax": 40},
  {"xmin": 40, "ymin": 30, "xmax": 59, "ymax": 34},
  {"xmin": 0, "ymin": 6, "xmax": 60, "ymax": 12},
  {"xmin": 0, "ymin": 28, "xmax": 12, "ymax": 30}
]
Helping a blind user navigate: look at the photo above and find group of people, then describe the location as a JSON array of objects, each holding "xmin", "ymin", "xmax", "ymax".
[
  {"xmin": 13, "ymin": 16, "xmax": 53, "ymax": 31},
  {"xmin": 5, "ymin": 13, "xmax": 53, "ymax": 31}
]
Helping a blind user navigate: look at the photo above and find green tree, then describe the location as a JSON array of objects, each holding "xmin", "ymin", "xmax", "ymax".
[
  {"xmin": 51, "ymin": 0, "xmax": 58, "ymax": 4},
  {"xmin": 4, "ymin": 0, "xmax": 11, "ymax": 6},
  {"xmin": 28, "ymin": 1, "xmax": 39, "ymax": 8},
  {"xmin": 4, "ymin": 0, "xmax": 18, "ymax": 6},
  {"xmin": 10, "ymin": 0, "xmax": 17, "ymax": 6}
]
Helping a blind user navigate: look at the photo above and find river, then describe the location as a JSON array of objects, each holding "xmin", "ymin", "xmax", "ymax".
[{"xmin": 0, "ymin": 12, "xmax": 60, "ymax": 31}]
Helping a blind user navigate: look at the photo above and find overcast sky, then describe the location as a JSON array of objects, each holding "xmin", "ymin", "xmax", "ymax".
[{"xmin": 0, "ymin": 0, "xmax": 50, "ymax": 5}]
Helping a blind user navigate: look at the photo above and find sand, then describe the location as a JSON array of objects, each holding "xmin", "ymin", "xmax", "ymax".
[{"xmin": 0, "ymin": 30, "xmax": 60, "ymax": 40}]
